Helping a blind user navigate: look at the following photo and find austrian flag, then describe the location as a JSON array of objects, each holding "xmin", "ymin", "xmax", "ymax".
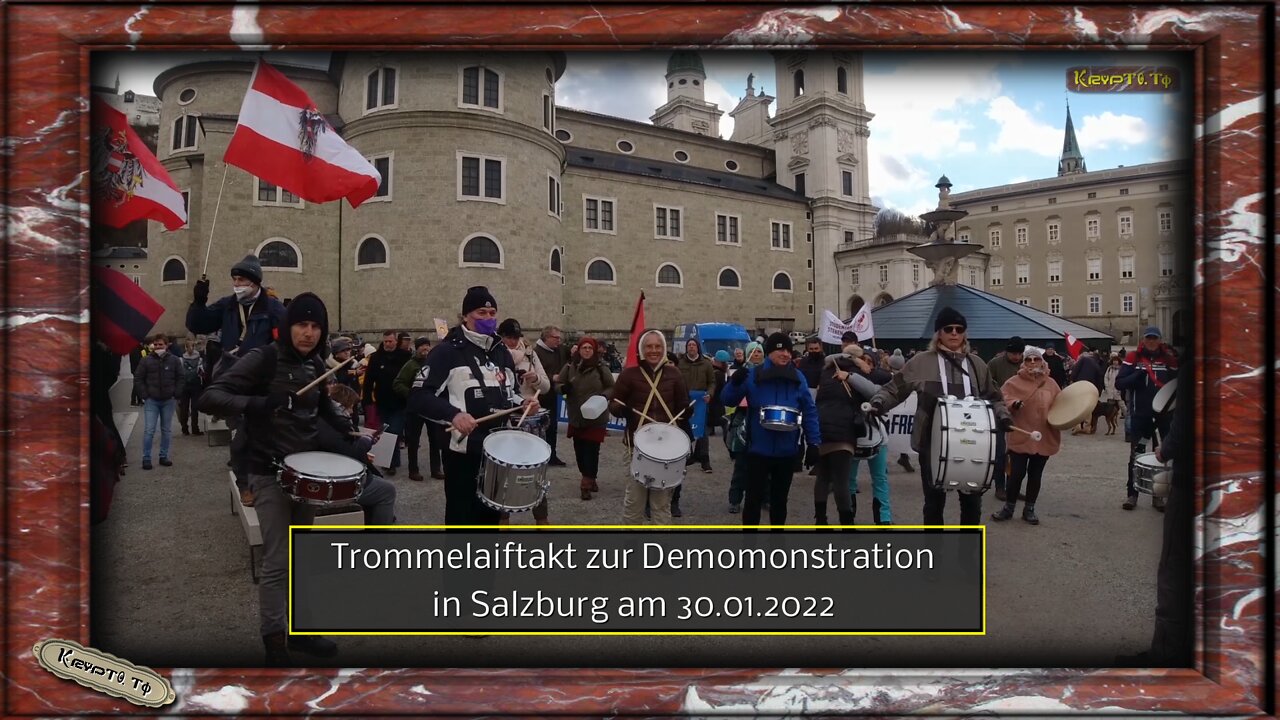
[
  {"xmin": 90, "ymin": 95, "xmax": 188, "ymax": 231},
  {"xmin": 224, "ymin": 60, "xmax": 382, "ymax": 208},
  {"xmin": 1064, "ymin": 331, "xmax": 1085, "ymax": 360}
]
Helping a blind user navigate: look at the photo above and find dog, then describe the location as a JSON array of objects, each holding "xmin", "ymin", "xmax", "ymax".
[{"xmin": 1101, "ymin": 400, "xmax": 1120, "ymax": 435}]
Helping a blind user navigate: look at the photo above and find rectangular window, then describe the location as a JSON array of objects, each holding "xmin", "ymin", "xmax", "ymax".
[
  {"xmin": 1047, "ymin": 259, "xmax": 1062, "ymax": 283},
  {"xmin": 461, "ymin": 157, "xmax": 480, "ymax": 196},
  {"xmin": 990, "ymin": 205, "xmax": 999, "ymax": 212},
  {"xmin": 458, "ymin": 153, "xmax": 504, "ymax": 202},
  {"xmin": 462, "ymin": 67, "xmax": 501, "ymax": 109},
  {"xmin": 1119, "ymin": 188, "xmax": 1129, "ymax": 196},
  {"xmin": 542, "ymin": 94, "xmax": 552, "ymax": 131},
  {"xmin": 1120, "ymin": 255, "xmax": 1135, "ymax": 279},
  {"xmin": 1086, "ymin": 217, "xmax": 1100, "ymax": 238},
  {"xmin": 794, "ymin": 173, "xmax": 806, "ymax": 196},
  {"xmin": 483, "ymin": 69, "xmax": 500, "ymax": 108},
  {"xmin": 1087, "ymin": 191, "xmax": 1097, "ymax": 199},
  {"xmin": 990, "ymin": 266, "xmax": 1003, "ymax": 286},
  {"xmin": 968, "ymin": 267, "xmax": 978, "ymax": 286},
  {"xmin": 254, "ymin": 179, "xmax": 302, "ymax": 207},
  {"xmin": 547, "ymin": 176, "xmax": 561, "ymax": 217},
  {"xmin": 172, "ymin": 115, "xmax": 198, "ymax": 151},
  {"xmin": 1118, "ymin": 214, "xmax": 1133, "ymax": 236},
  {"xmin": 851, "ymin": 268, "xmax": 860, "ymax": 285},
  {"xmin": 365, "ymin": 67, "xmax": 397, "ymax": 111},
  {"xmin": 958, "ymin": 230, "xmax": 970, "ymax": 243},
  {"xmin": 484, "ymin": 159, "xmax": 502, "ymax": 198},
  {"xmin": 844, "ymin": 230, "xmax": 855, "ymax": 244},
  {"xmin": 462, "ymin": 67, "xmax": 479, "ymax": 105},
  {"xmin": 716, "ymin": 213, "xmax": 740, "ymax": 245},
  {"xmin": 1016, "ymin": 262, "xmax": 1030, "ymax": 285},
  {"xmin": 654, "ymin": 205, "xmax": 682, "ymax": 240},
  {"xmin": 1088, "ymin": 295, "xmax": 1101, "ymax": 315},
  {"xmin": 1016, "ymin": 225, "xmax": 1028, "ymax": 246},
  {"xmin": 989, "ymin": 228, "xmax": 1001, "ymax": 248},
  {"xmin": 1049, "ymin": 297, "xmax": 1062, "ymax": 315},
  {"xmin": 1159, "ymin": 252, "xmax": 1174, "ymax": 276},
  {"xmin": 583, "ymin": 196, "xmax": 615, "ymax": 233},
  {"xmin": 912, "ymin": 264, "xmax": 920, "ymax": 284},
  {"xmin": 1159, "ymin": 183, "xmax": 1169, "ymax": 191},
  {"xmin": 878, "ymin": 264, "xmax": 889, "ymax": 283},
  {"xmin": 1087, "ymin": 257, "xmax": 1101, "ymax": 281},
  {"xmin": 1158, "ymin": 210, "xmax": 1172, "ymax": 233},
  {"xmin": 1048, "ymin": 197, "xmax": 1057, "ymax": 204},
  {"xmin": 1017, "ymin": 298, "xmax": 1030, "ymax": 306},
  {"xmin": 1122, "ymin": 293, "xmax": 1135, "ymax": 314},
  {"xmin": 1047, "ymin": 222, "xmax": 1060, "ymax": 243},
  {"xmin": 841, "ymin": 171, "xmax": 853, "ymax": 196},
  {"xmin": 771, "ymin": 221, "xmax": 792, "ymax": 250},
  {"xmin": 370, "ymin": 155, "xmax": 392, "ymax": 199}
]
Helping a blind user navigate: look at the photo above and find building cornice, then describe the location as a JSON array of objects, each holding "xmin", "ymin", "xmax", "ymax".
[
  {"xmin": 343, "ymin": 110, "xmax": 565, "ymax": 160},
  {"xmin": 950, "ymin": 160, "xmax": 1190, "ymax": 205},
  {"xmin": 556, "ymin": 107, "xmax": 772, "ymax": 158}
]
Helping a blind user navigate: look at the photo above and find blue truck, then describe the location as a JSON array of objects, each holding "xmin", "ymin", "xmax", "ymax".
[{"xmin": 673, "ymin": 322, "xmax": 752, "ymax": 358}]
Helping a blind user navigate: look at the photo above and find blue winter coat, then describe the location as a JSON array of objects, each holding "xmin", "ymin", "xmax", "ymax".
[
  {"xmin": 185, "ymin": 291, "xmax": 286, "ymax": 354},
  {"xmin": 720, "ymin": 358, "xmax": 821, "ymax": 457}
]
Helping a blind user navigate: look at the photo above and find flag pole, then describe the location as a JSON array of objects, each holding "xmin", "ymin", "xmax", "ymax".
[{"xmin": 201, "ymin": 163, "xmax": 229, "ymax": 279}]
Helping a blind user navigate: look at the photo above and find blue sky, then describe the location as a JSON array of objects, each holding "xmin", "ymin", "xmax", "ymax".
[{"xmin": 99, "ymin": 50, "xmax": 1190, "ymax": 217}]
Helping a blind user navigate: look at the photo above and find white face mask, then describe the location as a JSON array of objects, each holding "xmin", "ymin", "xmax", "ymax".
[
  {"xmin": 153, "ymin": 348, "xmax": 167, "ymax": 356},
  {"xmin": 233, "ymin": 285, "xmax": 256, "ymax": 302}
]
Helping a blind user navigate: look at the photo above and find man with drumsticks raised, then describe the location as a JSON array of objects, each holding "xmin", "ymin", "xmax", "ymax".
[
  {"xmin": 868, "ymin": 307, "xmax": 1013, "ymax": 526},
  {"xmin": 199, "ymin": 292, "xmax": 345, "ymax": 666},
  {"xmin": 407, "ymin": 286, "xmax": 539, "ymax": 526}
]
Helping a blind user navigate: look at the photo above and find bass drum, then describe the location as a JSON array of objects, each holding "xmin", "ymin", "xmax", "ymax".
[{"xmin": 929, "ymin": 396, "xmax": 997, "ymax": 494}]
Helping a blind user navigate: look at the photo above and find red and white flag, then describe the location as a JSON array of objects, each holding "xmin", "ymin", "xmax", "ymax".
[
  {"xmin": 1064, "ymin": 331, "xmax": 1085, "ymax": 360},
  {"xmin": 224, "ymin": 60, "xmax": 381, "ymax": 208},
  {"xmin": 91, "ymin": 95, "xmax": 188, "ymax": 231},
  {"xmin": 850, "ymin": 303, "xmax": 875, "ymax": 342}
]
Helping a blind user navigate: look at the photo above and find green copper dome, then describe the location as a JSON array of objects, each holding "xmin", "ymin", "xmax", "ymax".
[{"xmin": 666, "ymin": 51, "xmax": 705, "ymax": 77}]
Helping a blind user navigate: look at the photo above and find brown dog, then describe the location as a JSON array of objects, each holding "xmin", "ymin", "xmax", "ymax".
[{"xmin": 1101, "ymin": 401, "xmax": 1120, "ymax": 435}]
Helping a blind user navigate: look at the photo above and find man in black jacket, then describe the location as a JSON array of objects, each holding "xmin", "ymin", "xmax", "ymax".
[
  {"xmin": 795, "ymin": 337, "xmax": 826, "ymax": 389},
  {"xmin": 1069, "ymin": 349, "xmax": 1107, "ymax": 434},
  {"xmin": 134, "ymin": 333, "xmax": 183, "ymax": 470},
  {"xmin": 363, "ymin": 330, "xmax": 412, "ymax": 475},
  {"xmin": 199, "ymin": 292, "xmax": 345, "ymax": 667},
  {"xmin": 533, "ymin": 325, "xmax": 571, "ymax": 466},
  {"xmin": 1044, "ymin": 346, "xmax": 1069, "ymax": 388}
]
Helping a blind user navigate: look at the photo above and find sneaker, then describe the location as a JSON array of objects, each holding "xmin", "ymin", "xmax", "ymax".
[
  {"xmin": 431, "ymin": 471, "xmax": 446, "ymax": 480},
  {"xmin": 287, "ymin": 634, "xmax": 338, "ymax": 657},
  {"xmin": 240, "ymin": 488, "xmax": 256, "ymax": 507},
  {"xmin": 702, "ymin": 466, "xmax": 714, "ymax": 474},
  {"xmin": 1022, "ymin": 507, "xmax": 1040, "ymax": 525},
  {"xmin": 159, "ymin": 458, "xmax": 172, "ymax": 467},
  {"xmin": 142, "ymin": 460, "xmax": 153, "ymax": 471},
  {"xmin": 897, "ymin": 455, "xmax": 915, "ymax": 472},
  {"xmin": 1122, "ymin": 494, "xmax": 1138, "ymax": 511},
  {"xmin": 728, "ymin": 503, "xmax": 741, "ymax": 514},
  {"xmin": 990, "ymin": 505, "xmax": 1014, "ymax": 521},
  {"xmin": 409, "ymin": 472, "xmax": 425, "ymax": 482},
  {"xmin": 384, "ymin": 467, "xmax": 397, "ymax": 477}
]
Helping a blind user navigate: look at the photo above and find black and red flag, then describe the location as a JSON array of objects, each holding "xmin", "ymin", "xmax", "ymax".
[{"xmin": 92, "ymin": 266, "xmax": 165, "ymax": 355}]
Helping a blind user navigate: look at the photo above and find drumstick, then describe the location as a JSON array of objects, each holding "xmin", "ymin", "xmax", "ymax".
[
  {"xmin": 1010, "ymin": 425, "xmax": 1044, "ymax": 441},
  {"xmin": 669, "ymin": 398, "xmax": 701, "ymax": 424},
  {"xmin": 610, "ymin": 397, "xmax": 659, "ymax": 425},
  {"xmin": 516, "ymin": 402, "xmax": 535, "ymax": 427},
  {"xmin": 295, "ymin": 356, "xmax": 354, "ymax": 396},
  {"xmin": 446, "ymin": 404, "xmax": 526, "ymax": 432}
]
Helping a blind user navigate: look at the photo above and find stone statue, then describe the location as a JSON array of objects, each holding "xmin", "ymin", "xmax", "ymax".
[
  {"xmin": 747, "ymin": 73, "xmax": 755, "ymax": 94},
  {"xmin": 930, "ymin": 256, "xmax": 960, "ymax": 286}
]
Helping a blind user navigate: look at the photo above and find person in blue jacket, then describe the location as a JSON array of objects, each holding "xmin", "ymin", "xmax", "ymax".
[{"xmin": 721, "ymin": 332, "xmax": 821, "ymax": 527}]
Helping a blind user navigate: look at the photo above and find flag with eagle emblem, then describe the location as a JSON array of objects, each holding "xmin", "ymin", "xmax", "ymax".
[
  {"xmin": 90, "ymin": 95, "xmax": 188, "ymax": 230},
  {"xmin": 224, "ymin": 59, "xmax": 382, "ymax": 208}
]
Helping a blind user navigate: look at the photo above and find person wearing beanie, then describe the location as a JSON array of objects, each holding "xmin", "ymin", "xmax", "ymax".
[
  {"xmin": 868, "ymin": 306, "xmax": 1012, "ymax": 526},
  {"xmin": 494, "ymin": 319, "xmax": 554, "ymax": 524},
  {"xmin": 407, "ymin": 286, "xmax": 538, "ymax": 525},
  {"xmin": 363, "ymin": 330, "xmax": 413, "ymax": 475},
  {"xmin": 394, "ymin": 336, "xmax": 446, "ymax": 482},
  {"xmin": 721, "ymin": 331, "xmax": 822, "ymax": 527},
  {"xmin": 199, "ymin": 291, "xmax": 351, "ymax": 666},
  {"xmin": 532, "ymin": 326, "xmax": 573, "ymax": 467},
  {"xmin": 984, "ymin": 337, "xmax": 1024, "ymax": 499},
  {"xmin": 610, "ymin": 329, "xmax": 691, "ymax": 525},
  {"xmin": 186, "ymin": 253, "xmax": 288, "ymax": 505},
  {"xmin": 676, "ymin": 338, "xmax": 717, "ymax": 487},
  {"xmin": 1115, "ymin": 325, "xmax": 1178, "ymax": 511},
  {"xmin": 813, "ymin": 335, "xmax": 878, "ymax": 526},
  {"xmin": 558, "ymin": 335, "xmax": 615, "ymax": 501}
]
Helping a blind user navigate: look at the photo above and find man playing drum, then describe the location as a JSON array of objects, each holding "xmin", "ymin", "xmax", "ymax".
[
  {"xmin": 868, "ymin": 307, "xmax": 1013, "ymax": 526},
  {"xmin": 199, "ymin": 292, "xmax": 345, "ymax": 667},
  {"xmin": 1115, "ymin": 325, "xmax": 1178, "ymax": 511},
  {"xmin": 407, "ymin": 286, "xmax": 539, "ymax": 525}
]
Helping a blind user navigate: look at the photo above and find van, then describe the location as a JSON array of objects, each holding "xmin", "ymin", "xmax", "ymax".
[{"xmin": 673, "ymin": 323, "xmax": 751, "ymax": 359}]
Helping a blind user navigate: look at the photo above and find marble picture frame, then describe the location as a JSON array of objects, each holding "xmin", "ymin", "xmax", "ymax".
[{"xmin": 2, "ymin": 2, "xmax": 1271, "ymax": 715}]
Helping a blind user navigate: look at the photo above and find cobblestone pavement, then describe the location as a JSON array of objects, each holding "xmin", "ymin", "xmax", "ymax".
[{"xmin": 94, "ymin": 379, "xmax": 1167, "ymax": 669}]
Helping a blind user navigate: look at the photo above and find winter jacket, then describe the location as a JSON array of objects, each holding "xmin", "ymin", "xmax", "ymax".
[
  {"xmin": 363, "ymin": 347, "xmax": 412, "ymax": 412},
  {"xmin": 795, "ymin": 353, "xmax": 826, "ymax": 389},
  {"xmin": 1069, "ymin": 353, "xmax": 1106, "ymax": 393},
  {"xmin": 560, "ymin": 360, "xmax": 615, "ymax": 430},
  {"xmin": 1115, "ymin": 344, "xmax": 1178, "ymax": 420},
  {"xmin": 1102, "ymin": 364, "xmax": 1122, "ymax": 402},
  {"xmin": 506, "ymin": 338, "xmax": 551, "ymax": 397},
  {"xmin": 611, "ymin": 360, "xmax": 690, "ymax": 441},
  {"xmin": 870, "ymin": 345, "xmax": 1011, "ymax": 454},
  {"xmin": 815, "ymin": 356, "xmax": 869, "ymax": 446},
  {"xmin": 1045, "ymin": 352, "xmax": 1068, "ymax": 388},
  {"xmin": 393, "ymin": 355, "xmax": 424, "ymax": 400},
  {"xmin": 185, "ymin": 290, "xmax": 285, "ymax": 355},
  {"xmin": 407, "ymin": 325, "xmax": 522, "ymax": 454},
  {"xmin": 134, "ymin": 351, "xmax": 183, "ymax": 402},
  {"xmin": 986, "ymin": 353, "xmax": 1022, "ymax": 388},
  {"xmin": 675, "ymin": 353, "xmax": 716, "ymax": 393},
  {"xmin": 199, "ymin": 341, "xmax": 350, "ymax": 475},
  {"xmin": 721, "ymin": 357, "xmax": 822, "ymax": 457},
  {"xmin": 533, "ymin": 339, "xmax": 571, "ymax": 393},
  {"xmin": 1001, "ymin": 372, "xmax": 1062, "ymax": 456}
]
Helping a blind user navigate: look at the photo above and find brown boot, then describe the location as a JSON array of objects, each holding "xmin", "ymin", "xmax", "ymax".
[
  {"xmin": 580, "ymin": 478, "xmax": 593, "ymax": 500},
  {"xmin": 263, "ymin": 632, "xmax": 293, "ymax": 667},
  {"xmin": 589, "ymin": 478, "xmax": 599, "ymax": 492}
]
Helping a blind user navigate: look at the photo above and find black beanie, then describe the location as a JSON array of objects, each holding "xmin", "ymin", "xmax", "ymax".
[
  {"xmin": 763, "ymin": 332, "xmax": 791, "ymax": 355},
  {"xmin": 934, "ymin": 306, "xmax": 967, "ymax": 332},
  {"xmin": 285, "ymin": 292, "xmax": 328, "ymax": 352},
  {"xmin": 414, "ymin": 336, "xmax": 432, "ymax": 349},
  {"xmin": 1006, "ymin": 336, "xmax": 1024, "ymax": 353},
  {"xmin": 462, "ymin": 285, "xmax": 497, "ymax": 315},
  {"xmin": 230, "ymin": 254, "xmax": 264, "ymax": 286}
]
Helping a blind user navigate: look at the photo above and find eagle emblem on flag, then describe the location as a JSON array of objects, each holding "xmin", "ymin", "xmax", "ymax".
[
  {"xmin": 91, "ymin": 125, "xmax": 144, "ymax": 207},
  {"xmin": 298, "ymin": 107, "xmax": 328, "ymax": 160}
]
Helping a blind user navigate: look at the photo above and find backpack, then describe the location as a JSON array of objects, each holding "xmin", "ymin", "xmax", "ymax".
[{"xmin": 182, "ymin": 357, "xmax": 202, "ymax": 388}]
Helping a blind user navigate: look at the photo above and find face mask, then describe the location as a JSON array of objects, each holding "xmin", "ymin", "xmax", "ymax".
[
  {"xmin": 474, "ymin": 317, "xmax": 498, "ymax": 335},
  {"xmin": 153, "ymin": 348, "xmax": 167, "ymax": 357},
  {"xmin": 233, "ymin": 285, "xmax": 255, "ymax": 303},
  {"xmin": 809, "ymin": 351, "xmax": 824, "ymax": 360}
]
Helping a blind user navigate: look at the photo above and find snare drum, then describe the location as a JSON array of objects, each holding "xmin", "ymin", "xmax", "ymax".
[
  {"xmin": 508, "ymin": 409, "xmax": 550, "ymax": 436},
  {"xmin": 630, "ymin": 423, "xmax": 690, "ymax": 489},
  {"xmin": 854, "ymin": 416, "xmax": 887, "ymax": 459},
  {"xmin": 477, "ymin": 430, "xmax": 552, "ymax": 512},
  {"xmin": 278, "ymin": 451, "xmax": 366, "ymax": 506},
  {"xmin": 929, "ymin": 396, "xmax": 997, "ymax": 494},
  {"xmin": 1131, "ymin": 452, "xmax": 1170, "ymax": 497},
  {"xmin": 759, "ymin": 405, "xmax": 801, "ymax": 432}
]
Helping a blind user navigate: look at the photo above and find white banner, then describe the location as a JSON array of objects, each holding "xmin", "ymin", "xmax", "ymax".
[
  {"xmin": 819, "ymin": 310, "xmax": 855, "ymax": 345},
  {"xmin": 884, "ymin": 392, "xmax": 918, "ymax": 458}
]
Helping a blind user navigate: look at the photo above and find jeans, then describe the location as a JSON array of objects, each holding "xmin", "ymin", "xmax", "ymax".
[
  {"xmin": 919, "ymin": 437, "xmax": 983, "ymax": 525},
  {"xmin": 743, "ymin": 454, "xmax": 796, "ymax": 527},
  {"xmin": 992, "ymin": 430, "xmax": 1007, "ymax": 494},
  {"xmin": 380, "ymin": 407, "xmax": 405, "ymax": 469},
  {"xmin": 850, "ymin": 444, "xmax": 892, "ymax": 523},
  {"xmin": 141, "ymin": 398, "xmax": 175, "ymax": 462},
  {"xmin": 249, "ymin": 473, "xmax": 317, "ymax": 635}
]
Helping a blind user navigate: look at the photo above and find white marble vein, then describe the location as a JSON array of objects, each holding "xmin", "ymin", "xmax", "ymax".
[
  {"xmin": 1071, "ymin": 8, "xmax": 1100, "ymax": 40},
  {"xmin": 1, "ymin": 310, "xmax": 90, "ymax": 328},
  {"xmin": 231, "ymin": 4, "xmax": 268, "ymax": 50},
  {"xmin": 124, "ymin": 6, "xmax": 150, "ymax": 46},
  {"xmin": 304, "ymin": 667, "xmax": 365, "ymax": 711},
  {"xmin": 1194, "ymin": 94, "xmax": 1269, "ymax": 139},
  {"xmin": 723, "ymin": 7, "xmax": 844, "ymax": 45}
]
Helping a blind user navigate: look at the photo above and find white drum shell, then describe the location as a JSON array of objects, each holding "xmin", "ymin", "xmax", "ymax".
[
  {"xmin": 478, "ymin": 430, "xmax": 552, "ymax": 512},
  {"xmin": 1132, "ymin": 452, "xmax": 1170, "ymax": 497},
  {"xmin": 630, "ymin": 423, "xmax": 690, "ymax": 489},
  {"xmin": 929, "ymin": 397, "xmax": 997, "ymax": 494}
]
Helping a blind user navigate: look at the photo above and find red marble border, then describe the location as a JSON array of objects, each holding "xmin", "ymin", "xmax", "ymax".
[{"xmin": 2, "ymin": 2, "xmax": 1272, "ymax": 716}]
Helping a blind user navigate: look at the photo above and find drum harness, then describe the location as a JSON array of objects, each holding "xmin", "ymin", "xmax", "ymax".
[{"xmin": 622, "ymin": 361, "xmax": 677, "ymax": 456}]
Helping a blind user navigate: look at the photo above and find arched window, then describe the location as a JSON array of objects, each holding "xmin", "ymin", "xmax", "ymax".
[
  {"xmin": 460, "ymin": 235, "xmax": 503, "ymax": 267},
  {"xmin": 875, "ymin": 293, "xmax": 893, "ymax": 307},
  {"xmin": 848, "ymin": 295, "xmax": 865, "ymax": 317},
  {"xmin": 356, "ymin": 235, "xmax": 389, "ymax": 268},
  {"xmin": 837, "ymin": 67, "xmax": 848, "ymax": 94},
  {"xmin": 717, "ymin": 267, "xmax": 741, "ymax": 290},
  {"xmin": 548, "ymin": 247, "xmax": 563, "ymax": 275},
  {"xmin": 794, "ymin": 70, "xmax": 805, "ymax": 96},
  {"xmin": 161, "ymin": 257, "xmax": 187, "ymax": 284},
  {"xmin": 586, "ymin": 258, "xmax": 616, "ymax": 284},
  {"xmin": 256, "ymin": 238, "xmax": 301, "ymax": 271},
  {"xmin": 656, "ymin": 263, "xmax": 682, "ymax": 287},
  {"xmin": 772, "ymin": 271, "xmax": 793, "ymax": 292}
]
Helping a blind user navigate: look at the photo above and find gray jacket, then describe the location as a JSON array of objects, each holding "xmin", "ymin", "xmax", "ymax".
[
  {"xmin": 871, "ymin": 345, "xmax": 1010, "ymax": 453},
  {"xmin": 134, "ymin": 352, "xmax": 183, "ymax": 402}
]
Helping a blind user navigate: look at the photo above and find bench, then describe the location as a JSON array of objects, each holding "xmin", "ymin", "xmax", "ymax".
[
  {"xmin": 205, "ymin": 416, "xmax": 231, "ymax": 446},
  {"xmin": 230, "ymin": 472, "xmax": 364, "ymax": 583}
]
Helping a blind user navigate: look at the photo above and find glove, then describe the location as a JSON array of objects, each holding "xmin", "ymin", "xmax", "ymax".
[
  {"xmin": 249, "ymin": 391, "xmax": 297, "ymax": 415},
  {"xmin": 865, "ymin": 401, "xmax": 884, "ymax": 417},
  {"xmin": 560, "ymin": 382, "xmax": 574, "ymax": 397},
  {"xmin": 803, "ymin": 444, "xmax": 819, "ymax": 469},
  {"xmin": 731, "ymin": 368, "xmax": 749, "ymax": 386},
  {"xmin": 193, "ymin": 278, "xmax": 210, "ymax": 305},
  {"xmin": 996, "ymin": 416, "xmax": 1014, "ymax": 433}
]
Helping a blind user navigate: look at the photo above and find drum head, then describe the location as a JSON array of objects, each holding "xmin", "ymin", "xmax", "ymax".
[
  {"xmin": 1134, "ymin": 452, "xmax": 1166, "ymax": 470},
  {"xmin": 284, "ymin": 451, "xmax": 364, "ymax": 478},
  {"xmin": 484, "ymin": 430, "xmax": 552, "ymax": 465},
  {"xmin": 1152, "ymin": 378, "xmax": 1177, "ymax": 414},
  {"xmin": 1047, "ymin": 381, "xmax": 1100, "ymax": 430},
  {"xmin": 634, "ymin": 423, "xmax": 690, "ymax": 462}
]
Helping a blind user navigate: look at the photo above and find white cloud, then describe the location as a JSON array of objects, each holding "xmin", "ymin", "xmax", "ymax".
[
  {"xmin": 864, "ymin": 59, "xmax": 1002, "ymax": 161},
  {"xmin": 703, "ymin": 78, "xmax": 740, "ymax": 138},
  {"xmin": 1077, "ymin": 111, "xmax": 1150, "ymax": 151},
  {"xmin": 985, "ymin": 96, "xmax": 1061, "ymax": 157}
]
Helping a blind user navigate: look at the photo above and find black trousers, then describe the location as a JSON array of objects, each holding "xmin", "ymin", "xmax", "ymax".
[
  {"xmin": 405, "ymin": 415, "xmax": 445, "ymax": 475},
  {"xmin": 572, "ymin": 437, "xmax": 601, "ymax": 479},
  {"xmin": 541, "ymin": 393, "xmax": 561, "ymax": 459},
  {"xmin": 742, "ymin": 454, "xmax": 796, "ymax": 527},
  {"xmin": 1150, "ymin": 472, "xmax": 1193, "ymax": 663},
  {"xmin": 919, "ymin": 438, "xmax": 983, "ymax": 525},
  {"xmin": 1006, "ymin": 452, "xmax": 1049, "ymax": 505},
  {"xmin": 442, "ymin": 450, "xmax": 501, "ymax": 526}
]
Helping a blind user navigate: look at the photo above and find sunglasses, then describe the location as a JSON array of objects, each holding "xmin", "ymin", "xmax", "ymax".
[
  {"xmin": 1024, "ymin": 356, "xmax": 1044, "ymax": 363},
  {"xmin": 940, "ymin": 325, "xmax": 966, "ymax": 334}
]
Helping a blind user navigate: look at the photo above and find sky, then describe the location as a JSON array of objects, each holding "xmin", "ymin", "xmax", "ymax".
[{"xmin": 97, "ymin": 50, "xmax": 1190, "ymax": 217}]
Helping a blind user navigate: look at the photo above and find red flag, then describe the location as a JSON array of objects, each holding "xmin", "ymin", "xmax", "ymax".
[
  {"xmin": 91, "ymin": 95, "xmax": 188, "ymax": 230},
  {"xmin": 92, "ymin": 267, "xmax": 165, "ymax": 355},
  {"xmin": 623, "ymin": 292, "xmax": 646, "ymax": 369},
  {"xmin": 1064, "ymin": 331, "xmax": 1085, "ymax": 360},
  {"xmin": 224, "ymin": 60, "xmax": 382, "ymax": 208}
]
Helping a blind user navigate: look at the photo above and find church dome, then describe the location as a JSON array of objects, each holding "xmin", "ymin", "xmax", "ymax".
[{"xmin": 666, "ymin": 51, "xmax": 705, "ymax": 77}]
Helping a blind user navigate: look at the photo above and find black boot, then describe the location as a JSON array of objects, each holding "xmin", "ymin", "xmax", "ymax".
[
  {"xmin": 814, "ymin": 501, "xmax": 828, "ymax": 525},
  {"xmin": 263, "ymin": 632, "xmax": 293, "ymax": 667},
  {"xmin": 288, "ymin": 634, "xmax": 339, "ymax": 657},
  {"xmin": 837, "ymin": 510, "xmax": 855, "ymax": 528}
]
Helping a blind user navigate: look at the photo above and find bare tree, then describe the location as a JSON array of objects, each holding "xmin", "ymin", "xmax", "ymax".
[{"xmin": 873, "ymin": 207, "xmax": 930, "ymax": 238}]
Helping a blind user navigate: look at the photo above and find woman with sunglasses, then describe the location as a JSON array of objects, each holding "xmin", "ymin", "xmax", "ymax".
[
  {"xmin": 868, "ymin": 307, "xmax": 1013, "ymax": 525},
  {"xmin": 991, "ymin": 345, "xmax": 1061, "ymax": 525}
]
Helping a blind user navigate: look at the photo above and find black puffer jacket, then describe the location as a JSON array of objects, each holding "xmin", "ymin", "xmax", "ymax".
[
  {"xmin": 199, "ymin": 342, "xmax": 351, "ymax": 475},
  {"xmin": 816, "ymin": 356, "xmax": 871, "ymax": 445},
  {"xmin": 134, "ymin": 351, "xmax": 183, "ymax": 401}
]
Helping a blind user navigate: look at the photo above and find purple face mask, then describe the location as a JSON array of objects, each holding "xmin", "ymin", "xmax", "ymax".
[{"xmin": 474, "ymin": 317, "xmax": 498, "ymax": 335}]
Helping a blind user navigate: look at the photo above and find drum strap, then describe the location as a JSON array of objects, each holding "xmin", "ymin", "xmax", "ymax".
[
  {"xmin": 937, "ymin": 354, "xmax": 972, "ymax": 397},
  {"xmin": 638, "ymin": 362, "xmax": 676, "ymax": 424}
]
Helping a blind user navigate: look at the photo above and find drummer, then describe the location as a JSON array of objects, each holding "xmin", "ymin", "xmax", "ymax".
[
  {"xmin": 1115, "ymin": 325, "xmax": 1178, "ymax": 511},
  {"xmin": 611, "ymin": 329, "xmax": 691, "ymax": 525},
  {"xmin": 990, "ymin": 346, "xmax": 1061, "ymax": 525},
  {"xmin": 407, "ymin": 286, "xmax": 538, "ymax": 525},
  {"xmin": 199, "ymin": 292, "xmax": 345, "ymax": 667},
  {"xmin": 497, "ymin": 319, "xmax": 552, "ymax": 525},
  {"xmin": 868, "ymin": 307, "xmax": 1013, "ymax": 526}
]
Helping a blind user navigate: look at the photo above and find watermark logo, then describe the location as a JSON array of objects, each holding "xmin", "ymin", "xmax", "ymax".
[
  {"xmin": 1067, "ymin": 66, "xmax": 1180, "ymax": 92},
  {"xmin": 32, "ymin": 639, "xmax": 175, "ymax": 708}
]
